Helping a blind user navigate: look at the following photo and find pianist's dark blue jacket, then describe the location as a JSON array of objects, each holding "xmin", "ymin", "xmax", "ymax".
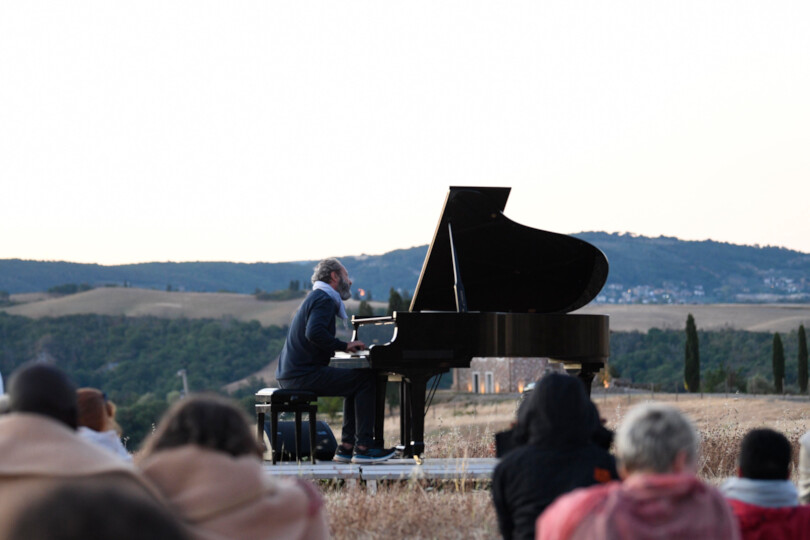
[
  {"xmin": 275, "ymin": 289, "xmax": 349, "ymax": 380},
  {"xmin": 492, "ymin": 373, "xmax": 618, "ymax": 540}
]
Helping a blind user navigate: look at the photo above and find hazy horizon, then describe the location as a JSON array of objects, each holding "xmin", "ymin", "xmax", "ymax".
[
  {"xmin": 3, "ymin": 2, "xmax": 809, "ymax": 265},
  {"xmin": 3, "ymin": 230, "xmax": 809, "ymax": 267}
]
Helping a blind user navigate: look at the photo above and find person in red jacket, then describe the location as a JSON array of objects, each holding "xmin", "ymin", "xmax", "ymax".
[{"xmin": 721, "ymin": 428, "xmax": 810, "ymax": 540}]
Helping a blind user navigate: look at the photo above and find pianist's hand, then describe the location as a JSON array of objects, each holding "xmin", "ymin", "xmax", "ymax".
[{"xmin": 346, "ymin": 340, "xmax": 366, "ymax": 353}]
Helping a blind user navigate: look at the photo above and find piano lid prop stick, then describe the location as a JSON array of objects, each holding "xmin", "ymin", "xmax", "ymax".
[{"xmin": 447, "ymin": 222, "xmax": 468, "ymax": 313}]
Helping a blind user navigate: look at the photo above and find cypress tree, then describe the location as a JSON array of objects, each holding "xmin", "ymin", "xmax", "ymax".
[
  {"xmin": 357, "ymin": 300, "xmax": 374, "ymax": 317},
  {"xmin": 387, "ymin": 287, "xmax": 404, "ymax": 316},
  {"xmin": 773, "ymin": 332, "xmax": 785, "ymax": 394},
  {"xmin": 798, "ymin": 324, "xmax": 807, "ymax": 394},
  {"xmin": 684, "ymin": 314, "xmax": 700, "ymax": 392}
]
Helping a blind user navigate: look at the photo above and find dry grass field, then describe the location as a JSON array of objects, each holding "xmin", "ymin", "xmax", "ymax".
[
  {"xmin": 6, "ymin": 288, "xmax": 810, "ymax": 333},
  {"xmin": 321, "ymin": 392, "xmax": 810, "ymax": 539},
  {"xmin": 576, "ymin": 302, "xmax": 810, "ymax": 333},
  {"xmin": 3, "ymin": 288, "xmax": 385, "ymax": 328}
]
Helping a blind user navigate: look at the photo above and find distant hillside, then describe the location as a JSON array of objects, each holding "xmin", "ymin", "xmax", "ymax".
[
  {"xmin": 576, "ymin": 232, "xmax": 810, "ymax": 303},
  {"xmin": 2, "ymin": 233, "xmax": 810, "ymax": 303},
  {"xmin": 4, "ymin": 288, "xmax": 810, "ymax": 334},
  {"xmin": 2, "ymin": 288, "xmax": 386, "ymax": 328},
  {"xmin": 0, "ymin": 246, "xmax": 427, "ymax": 301}
]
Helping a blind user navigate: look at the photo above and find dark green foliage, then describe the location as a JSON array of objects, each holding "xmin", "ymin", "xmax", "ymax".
[
  {"xmin": 796, "ymin": 324, "xmax": 807, "ymax": 394},
  {"xmin": 387, "ymin": 288, "xmax": 405, "ymax": 315},
  {"xmin": 47, "ymin": 283, "xmax": 93, "ymax": 295},
  {"xmin": 253, "ymin": 289, "xmax": 306, "ymax": 301},
  {"xmin": 610, "ymin": 328, "xmax": 791, "ymax": 392},
  {"xmin": 684, "ymin": 314, "xmax": 700, "ymax": 392},
  {"xmin": 357, "ymin": 300, "xmax": 374, "ymax": 317},
  {"xmin": 773, "ymin": 333, "xmax": 785, "ymax": 393},
  {"xmin": 0, "ymin": 313, "xmax": 287, "ymax": 448}
]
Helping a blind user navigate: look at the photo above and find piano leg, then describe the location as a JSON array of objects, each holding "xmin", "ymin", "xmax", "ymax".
[
  {"xmin": 403, "ymin": 374, "xmax": 429, "ymax": 458},
  {"xmin": 400, "ymin": 378, "xmax": 409, "ymax": 453},
  {"xmin": 373, "ymin": 373, "xmax": 387, "ymax": 449},
  {"xmin": 569, "ymin": 363, "xmax": 601, "ymax": 398}
]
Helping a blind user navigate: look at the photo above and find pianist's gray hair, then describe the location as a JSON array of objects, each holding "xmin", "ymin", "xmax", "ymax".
[
  {"xmin": 312, "ymin": 258, "xmax": 344, "ymax": 284},
  {"xmin": 615, "ymin": 403, "xmax": 699, "ymax": 474}
]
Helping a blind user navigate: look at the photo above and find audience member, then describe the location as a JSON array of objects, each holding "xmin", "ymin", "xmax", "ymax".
[
  {"xmin": 77, "ymin": 387, "xmax": 132, "ymax": 461},
  {"xmin": 8, "ymin": 483, "xmax": 191, "ymax": 540},
  {"xmin": 137, "ymin": 394, "xmax": 329, "ymax": 540},
  {"xmin": 0, "ymin": 363, "xmax": 161, "ymax": 538},
  {"xmin": 537, "ymin": 402, "xmax": 740, "ymax": 540},
  {"xmin": 798, "ymin": 430, "xmax": 810, "ymax": 503},
  {"xmin": 491, "ymin": 373, "xmax": 618, "ymax": 540},
  {"xmin": 721, "ymin": 428, "xmax": 810, "ymax": 539}
]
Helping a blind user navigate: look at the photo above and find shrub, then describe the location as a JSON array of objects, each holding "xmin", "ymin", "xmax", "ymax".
[{"xmin": 746, "ymin": 374, "xmax": 773, "ymax": 395}]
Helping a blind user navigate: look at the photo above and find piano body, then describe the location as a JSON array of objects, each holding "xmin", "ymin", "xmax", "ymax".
[{"xmin": 331, "ymin": 186, "xmax": 609, "ymax": 457}]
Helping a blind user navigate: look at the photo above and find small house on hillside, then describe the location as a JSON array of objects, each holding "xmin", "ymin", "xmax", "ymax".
[{"xmin": 452, "ymin": 357, "xmax": 565, "ymax": 394}]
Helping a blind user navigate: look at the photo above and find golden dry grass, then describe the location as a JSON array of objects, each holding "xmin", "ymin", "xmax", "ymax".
[
  {"xmin": 321, "ymin": 393, "xmax": 810, "ymax": 539},
  {"xmin": 577, "ymin": 303, "xmax": 810, "ymax": 333},
  {"xmin": 6, "ymin": 288, "xmax": 810, "ymax": 333},
  {"xmin": 325, "ymin": 483, "xmax": 498, "ymax": 540},
  {"xmin": 2, "ymin": 287, "xmax": 385, "ymax": 327}
]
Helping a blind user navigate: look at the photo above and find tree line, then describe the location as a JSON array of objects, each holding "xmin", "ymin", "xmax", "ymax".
[
  {"xmin": 0, "ymin": 313, "xmax": 287, "ymax": 447},
  {"xmin": 661, "ymin": 314, "xmax": 809, "ymax": 394}
]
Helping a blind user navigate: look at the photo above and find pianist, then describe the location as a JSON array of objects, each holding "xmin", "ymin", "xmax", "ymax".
[{"xmin": 275, "ymin": 258, "xmax": 396, "ymax": 464}]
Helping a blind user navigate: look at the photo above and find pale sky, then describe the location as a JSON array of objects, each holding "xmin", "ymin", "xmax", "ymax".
[{"xmin": 2, "ymin": 1, "xmax": 809, "ymax": 265}]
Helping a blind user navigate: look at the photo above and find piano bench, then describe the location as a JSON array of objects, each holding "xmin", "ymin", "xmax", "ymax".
[{"xmin": 255, "ymin": 388, "xmax": 318, "ymax": 465}]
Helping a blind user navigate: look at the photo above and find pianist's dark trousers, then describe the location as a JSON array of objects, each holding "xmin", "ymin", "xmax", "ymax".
[{"xmin": 277, "ymin": 367, "xmax": 376, "ymax": 448}]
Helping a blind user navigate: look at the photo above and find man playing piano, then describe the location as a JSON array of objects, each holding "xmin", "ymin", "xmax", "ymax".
[{"xmin": 275, "ymin": 258, "xmax": 396, "ymax": 464}]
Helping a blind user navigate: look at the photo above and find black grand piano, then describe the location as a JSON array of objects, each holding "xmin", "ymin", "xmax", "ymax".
[{"xmin": 331, "ymin": 186, "xmax": 609, "ymax": 457}]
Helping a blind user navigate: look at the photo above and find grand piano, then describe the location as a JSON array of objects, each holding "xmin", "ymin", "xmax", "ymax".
[{"xmin": 331, "ymin": 186, "xmax": 609, "ymax": 457}]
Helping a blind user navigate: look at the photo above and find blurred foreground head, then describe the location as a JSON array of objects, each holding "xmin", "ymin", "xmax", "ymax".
[
  {"xmin": 77, "ymin": 388, "xmax": 118, "ymax": 433},
  {"xmin": 8, "ymin": 363, "xmax": 78, "ymax": 429},
  {"xmin": 516, "ymin": 372, "xmax": 599, "ymax": 448},
  {"xmin": 739, "ymin": 428, "xmax": 792, "ymax": 480},
  {"xmin": 139, "ymin": 393, "xmax": 262, "ymax": 460},
  {"xmin": 7, "ymin": 483, "xmax": 189, "ymax": 540},
  {"xmin": 616, "ymin": 403, "xmax": 699, "ymax": 475}
]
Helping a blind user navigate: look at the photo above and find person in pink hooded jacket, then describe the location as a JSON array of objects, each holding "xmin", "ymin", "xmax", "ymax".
[
  {"xmin": 138, "ymin": 394, "xmax": 329, "ymax": 540},
  {"xmin": 537, "ymin": 403, "xmax": 740, "ymax": 540}
]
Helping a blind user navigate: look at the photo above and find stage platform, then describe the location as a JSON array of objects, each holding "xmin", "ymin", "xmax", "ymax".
[{"xmin": 262, "ymin": 457, "xmax": 497, "ymax": 482}]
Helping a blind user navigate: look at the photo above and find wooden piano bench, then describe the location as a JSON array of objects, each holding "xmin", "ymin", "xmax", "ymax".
[{"xmin": 255, "ymin": 387, "xmax": 318, "ymax": 465}]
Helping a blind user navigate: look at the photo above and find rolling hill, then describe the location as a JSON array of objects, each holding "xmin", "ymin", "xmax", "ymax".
[
  {"xmin": 4, "ymin": 287, "xmax": 810, "ymax": 334},
  {"xmin": 2, "ymin": 233, "xmax": 810, "ymax": 303},
  {"xmin": 2, "ymin": 288, "xmax": 386, "ymax": 328}
]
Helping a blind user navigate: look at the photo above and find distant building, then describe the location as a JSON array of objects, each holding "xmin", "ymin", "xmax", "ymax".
[{"xmin": 452, "ymin": 357, "xmax": 565, "ymax": 394}]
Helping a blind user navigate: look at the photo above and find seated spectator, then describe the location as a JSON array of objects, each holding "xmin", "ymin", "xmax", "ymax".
[
  {"xmin": 721, "ymin": 428, "xmax": 810, "ymax": 539},
  {"xmin": 537, "ymin": 403, "xmax": 740, "ymax": 540},
  {"xmin": 137, "ymin": 394, "xmax": 329, "ymax": 540},
  {"xmin": 8, "ymin": 483, "xmax": 190, "ymax": 540},
  {"xmin": 0, "ymin": 363, "xmax": 160, "ymax": 538},
  {"xmin": 491, "ymin": 373, "xmax": 618, "ymax": 540},
  {"xmin": 798, "ymin": 430, "xmax": 810, "ymax": 503},
  {"xmin": 77, "ymin": 388, "xmax": 132, "ymax": 462}
]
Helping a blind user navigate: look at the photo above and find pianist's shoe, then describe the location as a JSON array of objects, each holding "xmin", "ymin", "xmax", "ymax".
[
  {"xmin": 333, "ymin": 444, "xmax": 353, "ymax": 464},
  {"xmin": 351, "ymin": 446, "xmax": 397, "ymax": 464}
]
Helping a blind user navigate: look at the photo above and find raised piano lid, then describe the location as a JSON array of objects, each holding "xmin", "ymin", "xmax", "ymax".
[{"xmin": 410, "ymin": 186, "xmax": 609, "ymax": 314}]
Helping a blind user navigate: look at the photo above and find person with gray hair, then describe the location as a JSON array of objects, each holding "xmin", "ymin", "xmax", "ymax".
[
  {"xmin": 275, "ymin": 258, "xmax": 395, "ymax": 464},
  {"xmin": 537, "ymin": 403, "xmax": 740, "ymax": 540}
]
